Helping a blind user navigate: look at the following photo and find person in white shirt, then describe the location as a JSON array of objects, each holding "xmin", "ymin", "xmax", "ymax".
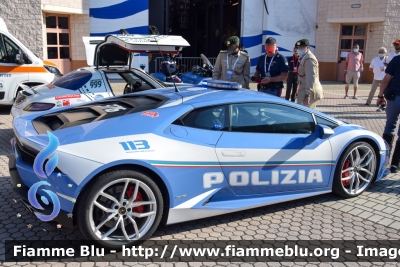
[
  {"xmin": 366, "ymin": 47, "xmax": 388, "ymax": 110},
  {"xmin": 388, "ymin": 38, "xmax": 400, "ymax": 63}
]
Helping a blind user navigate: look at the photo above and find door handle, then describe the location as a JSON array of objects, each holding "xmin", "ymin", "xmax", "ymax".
[{"xmin": 221, "ymin": 151, "xmax": 246, "ymax": 157}]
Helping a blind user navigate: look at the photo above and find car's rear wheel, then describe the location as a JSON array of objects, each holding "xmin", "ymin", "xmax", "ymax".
[
  {"xmin": 76, "ymin": 169, "xmax": 163, "ymax": 249},
  {"xmin": 333, "ymin": 142, "xmax": 377, "ymax": 198}
]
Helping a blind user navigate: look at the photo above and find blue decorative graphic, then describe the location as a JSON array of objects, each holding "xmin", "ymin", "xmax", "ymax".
[
  {"xmin": 33, "ymin": 131, "xmax": 59, "ymax": 178},
  {"xmin": 28, "ymin": 181, "xmax": 61, "ymax": 221},
  {"xmin": 28, "ymin": 131, "xmax": 61, "ymax": 222}
]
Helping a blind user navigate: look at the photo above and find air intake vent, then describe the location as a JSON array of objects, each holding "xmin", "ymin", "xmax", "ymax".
[{"xmin": 32, "ymin": 94, "xmax": 169, "ymax": 134}]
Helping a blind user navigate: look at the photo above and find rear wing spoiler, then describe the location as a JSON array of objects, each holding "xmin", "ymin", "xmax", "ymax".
[{"xmin": 83, "ymin": 34, "xmax": 190, "ymax": 68}]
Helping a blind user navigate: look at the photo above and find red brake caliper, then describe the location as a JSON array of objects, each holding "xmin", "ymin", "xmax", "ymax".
[
  {"xmin": 342, "ymin": 159, "xmax": 351, "ymax": 187},
  {"xmin": 125, "ymin": 185, "xmax": 144, "ymax": 213}
]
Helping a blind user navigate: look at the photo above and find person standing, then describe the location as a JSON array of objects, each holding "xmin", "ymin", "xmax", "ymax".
[
  {"xmin": 252, "ymin": 37, "xmax": 288, "ymax": 96},
  {"xmin": 285, "ymin": 47, "xmax": 300, "ymax": 102},
  {"xmin": 376, "ymin": 55, "xmax": 400, "ymax": 173},
  {"xmin": 344, "ymin": 44, "xmax": 364, "ymax": 99},
  {"xmin": 388, "ymin": 38, "xmax": 400, "ymax": 63},
  {"xmin": 213, "ymin": 36, "xmax": 250, "ymax": 89},
  {"xmin": 296, "ymin": 39, "xmax": 323, "ymax": 109},
  {"xmin": 366, "ymin": 47, "xmax": 388, "ymax": 110}
]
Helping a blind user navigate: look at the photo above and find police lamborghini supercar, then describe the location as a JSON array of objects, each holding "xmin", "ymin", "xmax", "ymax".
[{"xmin": 9, "ymin": 80, "xmax": 390, "ymax": 248}]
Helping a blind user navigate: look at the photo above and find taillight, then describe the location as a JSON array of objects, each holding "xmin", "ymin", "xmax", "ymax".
[{"xmin": 23, "ymin": 102, "xmax": 55, "ymax": 111}]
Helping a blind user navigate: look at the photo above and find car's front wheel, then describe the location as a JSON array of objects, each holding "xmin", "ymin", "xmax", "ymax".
[
  {"xmin": 332, "ymin": 142, "xmax": 377, "ymax": 198},
  {"xmin": 76, "ymin": 169, "xmax": 163, "ymax": 249}
]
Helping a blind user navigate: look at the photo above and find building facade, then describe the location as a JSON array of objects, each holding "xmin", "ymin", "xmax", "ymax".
[
  {"xmin": 315, "ymin": 0, "xmax": 399, "ymax": 82},
  {"xmin": 1, "ymin": 0, "xmax": 399, "ymax": 82},
  {"xmin": 0, "ymin": 0, "xmax": 89, "ymax": 74}
]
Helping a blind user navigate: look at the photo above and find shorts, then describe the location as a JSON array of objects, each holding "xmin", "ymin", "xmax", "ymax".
[{"xmin": 346, "ymin": 70, "xmax": 361, "ymax": 87}]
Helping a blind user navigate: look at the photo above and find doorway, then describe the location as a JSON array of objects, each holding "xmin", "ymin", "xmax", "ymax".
[
  {"xmin": 45, "ymin": 14, "xmax": 72, "ymax": 74},
  {"xmin": 336, "ymin": 24, "xmax": 367, "ymax": 82},
  {"xmin": 166, "ymin": 0, "xmax": 241, "ymax": 58}
]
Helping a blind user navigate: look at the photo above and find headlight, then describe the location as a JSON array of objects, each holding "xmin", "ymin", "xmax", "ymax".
[
  {"xmin": 44, "ymin": 65, "xmax": 62, "ymax": 75},
  {"xmin": 23, "ymin": 102, "xmax": 55, "ymax": 111}
]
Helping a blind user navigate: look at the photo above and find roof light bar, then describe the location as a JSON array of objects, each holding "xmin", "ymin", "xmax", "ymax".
[{"xmin": 203, "ymin": 80, "xmax": 241, "ymax": 90}]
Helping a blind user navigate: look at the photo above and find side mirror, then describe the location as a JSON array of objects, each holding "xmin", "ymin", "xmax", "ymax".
[
  {"xmin": 14, "ymin": 50, "xmax": 25, "ymax": 65},
  {"xmin": 304, "ymin": 124, "xmax": 334, "ymax": 145},
  {"xmin": 317, "ymin": 124, "xmax": 335, "ymax": 139}
]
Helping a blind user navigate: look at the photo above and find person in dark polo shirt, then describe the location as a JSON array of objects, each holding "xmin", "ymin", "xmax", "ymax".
[
  {"xmin": 285, "ymin": 47, "xmax": 300, "ymax": 102},
  {"xmin": 252, "ymin": 37, "xmax": 288, "ymax": 96},
  {"xmin": 377, "ymin": 55, "xmax": 400, "ymax": 173}
]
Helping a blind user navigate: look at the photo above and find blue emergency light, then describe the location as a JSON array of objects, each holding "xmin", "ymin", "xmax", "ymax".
[{"xmin": 202, "ymin": 80, "xmax": 241, "ymax": 90}]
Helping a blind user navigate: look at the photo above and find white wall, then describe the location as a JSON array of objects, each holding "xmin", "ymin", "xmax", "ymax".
[{"xmin": 241, "ymin": 0, "xmax": 318, "ymax": 73}]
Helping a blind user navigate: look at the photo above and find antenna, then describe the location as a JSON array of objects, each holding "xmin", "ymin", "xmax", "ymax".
[{"xmin": 149, "ymin": 25, "xmax": 180, "ymax": 93}]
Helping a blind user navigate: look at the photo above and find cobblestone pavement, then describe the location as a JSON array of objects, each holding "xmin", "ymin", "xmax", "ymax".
[{"xmin": 1, "ymin": 82, "xmax": 400, "ymax": 266}]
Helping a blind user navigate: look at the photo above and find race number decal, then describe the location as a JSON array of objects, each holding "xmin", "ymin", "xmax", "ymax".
[
  {"xmin": 90, "ymin": 80, "xmax": 102, "ymax": 88},
  {"xmin": 96, "ymin": 104, "xmax": 127, "ymax": 113}
]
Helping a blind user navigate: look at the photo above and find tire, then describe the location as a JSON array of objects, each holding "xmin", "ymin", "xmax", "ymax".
[
  {"xmin": 76, "ymin": 169, "xmax": 163, "ymax": 249},
  {"xmin": 332, "ymin": 142, "xmax": 377, "ymax": 198}
]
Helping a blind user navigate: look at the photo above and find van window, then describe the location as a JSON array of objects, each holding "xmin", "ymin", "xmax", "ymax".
[
  {"xmin": 3, "ymin": 35, "xmax": 20, "ymax": 63},
  {"xmin": 0, "ymin": 35, "xmax": 7, "ymax": 63}
]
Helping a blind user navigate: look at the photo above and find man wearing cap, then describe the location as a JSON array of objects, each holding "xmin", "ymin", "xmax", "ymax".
[
  {"xmin": 285, "ymin": 47, "xmax": 300, "ymax": 102},
  {"xmin": 388, "ymin": 38, "xmax": 400, "ymax": 63},
  {"xmin": 296, "ymin": 39, "xmax": 323, "ymax": 109},
  {"xmin": 212, "ymin": 36, "xmax": 250, "ymax": 89},
  {"xmin": 252, "ymin": 37, "xmax": 288, "ymax": 96}
]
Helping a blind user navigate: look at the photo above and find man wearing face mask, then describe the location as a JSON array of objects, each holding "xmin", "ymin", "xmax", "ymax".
[
  {"xmin": 212, "ymin": 36, "xmax": 250, "ymax": 88},
  {"xmin": 366, "ymin": 47, "xmax": 388, "ymax": 110},
  {"xmin": 296, "ymin": 39, "xmax": 323, "ymax": 109},
  {"xmin": 285, "ymin": 47, "xmax": 300, "ymax": 102},
  {"xmin": 344, "ymin": 44, "xmax": 364, "ymax": 99},
  {"xmin": 252, "ymin": 37, "xmax": 288, "ymax": 96},
  {"xmin": 388, "ymin": 38, "xmax": 400, "ymax": 63}
]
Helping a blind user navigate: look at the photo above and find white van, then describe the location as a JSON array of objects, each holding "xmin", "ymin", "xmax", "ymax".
[{"xmin": 0, "ymin": 18, "xmax": 62, "ymax": 105}]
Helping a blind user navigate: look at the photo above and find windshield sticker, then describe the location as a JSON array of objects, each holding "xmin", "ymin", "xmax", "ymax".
[
  {"xmin": 119, "ymin": 35, "xmax": 168, "ymax": 44},
  {"xmin": 55, "ymin": 94, "xmax": 81, "ymax": 100},
  {"xmin": 142, "ymin": 111, "xmax": 159, "ymax": 118},
  {"xmin": 0, "ymin": 74, "xmax": 11, "ymax": 77},
  {"xmin": 56, "ymin": 101, "xmax": 62, "ymax": 107},
  {"xmin": 62, "ymin": 99, "xmax": 71, "ymax": 106}
]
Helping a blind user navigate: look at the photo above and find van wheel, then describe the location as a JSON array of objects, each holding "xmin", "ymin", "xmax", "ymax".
[
  {"xmin": 332, "ymin": 142, "xmax": 377, "ymax": 198},
  {"xmin": 76, "ymin": 169, "xmax": 163, "ymax": 249}
]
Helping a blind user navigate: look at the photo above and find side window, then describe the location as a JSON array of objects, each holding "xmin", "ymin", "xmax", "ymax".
[
  {"xmin": 175, "ymin": 105, "xmax": 228, "ymax": 131},
  {"xmin": 3, "ymin": 36, "xmax": 20, "ymax": 63},
  {"xmin": 230, "ymin": 103, "xmax": 315, "ymax": 134},
  {"xmin": 0, "ymin": 35, "xmax": 7, "ymax": 63},
  {"xmin": 315, "ymin": 116, "xmax": 338, "ymax": 129}
]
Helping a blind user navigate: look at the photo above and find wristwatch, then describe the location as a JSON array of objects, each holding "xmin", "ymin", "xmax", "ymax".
[
  {"xmin": 378, "ymin": 95, "xmax": 384, "ymax": 98},
  {"xmin": 305, "ymin": 94, "xmax": 309, "ymax": 97}
]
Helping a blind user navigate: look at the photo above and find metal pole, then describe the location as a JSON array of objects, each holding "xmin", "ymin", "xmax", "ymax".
[
  {"xmin": 219, "ymin": 0, "xmax": 223, "ymax": 52},
  {"xmin": 165, "ymin": 0, "xmax": 169, "ymax": 35},
  {"xmin": 194, "ymin": 1, "xmax": 197, "ymax": 56},
  {"xmin": 205, "ymin": 0, "xmax": 209, "ymax": 56}
]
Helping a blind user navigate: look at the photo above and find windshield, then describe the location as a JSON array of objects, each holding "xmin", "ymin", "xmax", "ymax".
[{"xmin": 52, "ymin": 69, "xmax": 92, "ymax": 90}]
